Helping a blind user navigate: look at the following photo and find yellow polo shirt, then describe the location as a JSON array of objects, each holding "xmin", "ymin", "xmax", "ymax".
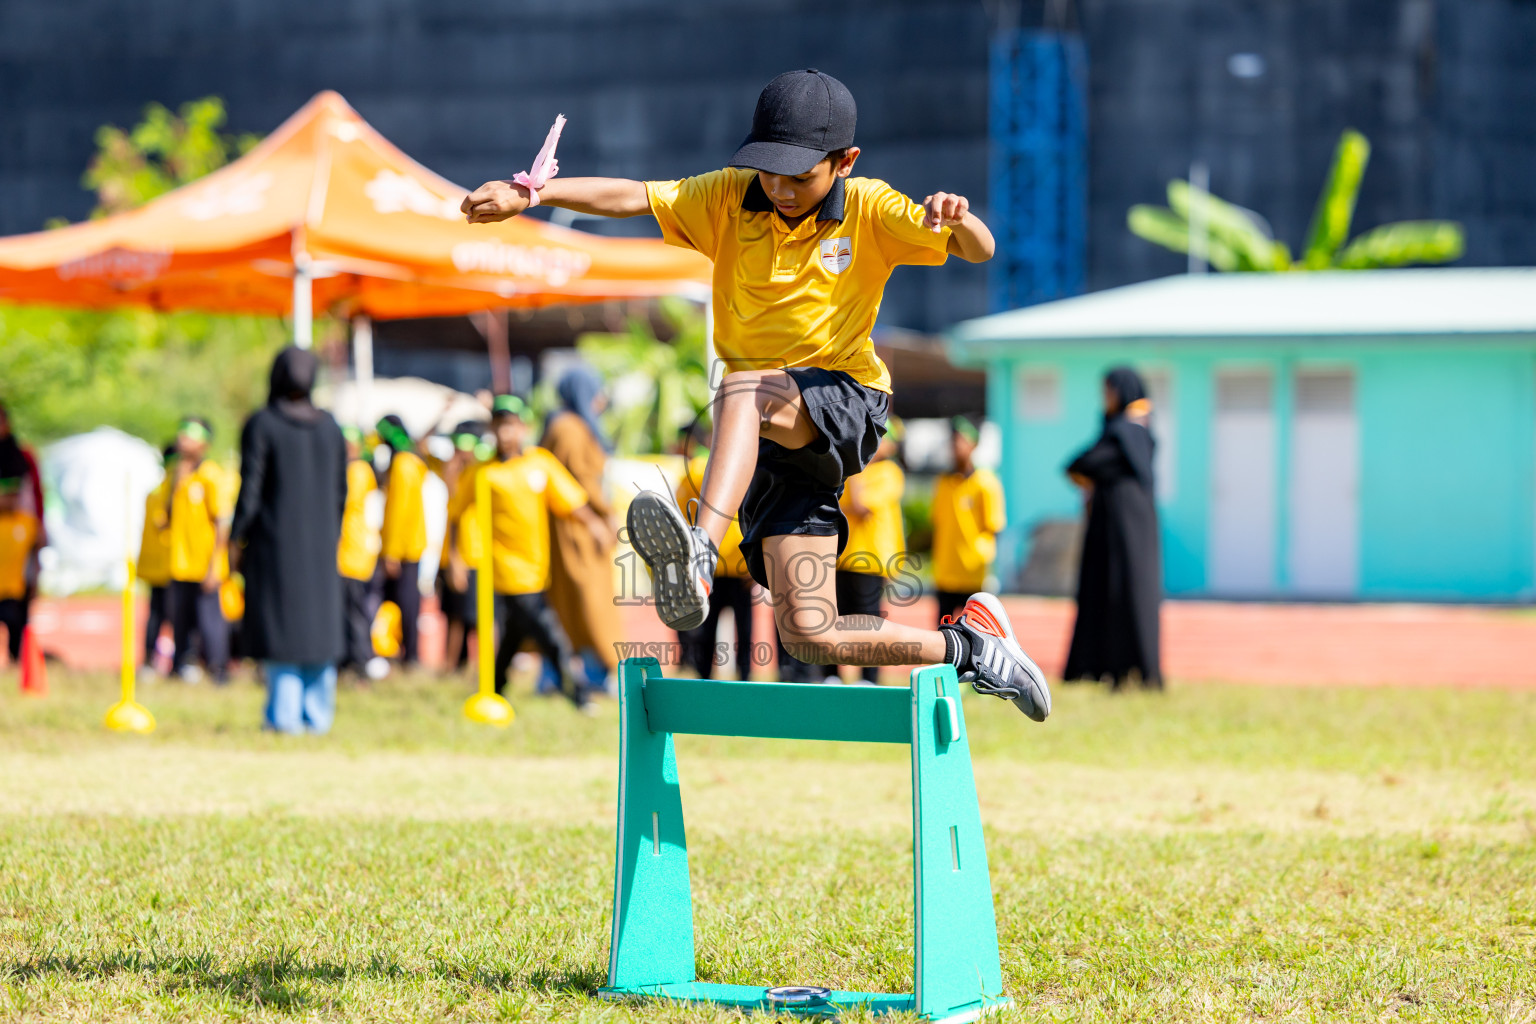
[
  {"xmin": 0, "ymin": 511, "xmax": 38, "ymax": 601},
  {"xmin": 674, "ymin": 453, "xmax": 749, "ymax": 579},
  {"xmin": 169, "ymin": 460, "xmax": 231, "ymax": 583},
  {"xmin": 137, "ymin": 482, "xmax": 173, "ymax": 587},
  {"xmin": 931, "ymin": 468, "xmax": 1006, "ymax": 594},
  {"xmin": 381, "ymin": 450, "xmax": 428, "ymax": 563},
  {"xmin": 481, "ymin": 447, "xmax": 588, "ymax": 595},
  {"xmin": 445, "ymin": 459, "xmax": 486, "ymax": 569},
  {"xmin": 839, "ymin": 459, "xmax": 906, "ymax": 577},
  {"xmin": 338, "ymin": 459, "xmax": 381, "ymax": 582},
  {"xmin": 646, "ymin": 169, "xmax": 952, "ymax": 393}
]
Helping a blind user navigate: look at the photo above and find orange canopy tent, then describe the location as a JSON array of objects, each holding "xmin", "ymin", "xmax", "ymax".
[{"xmin": 0, "ymin": 91, "xmax": 709, "ymax": 340}]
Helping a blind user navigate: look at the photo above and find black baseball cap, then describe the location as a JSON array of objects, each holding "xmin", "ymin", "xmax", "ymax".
[{"xmin": 729, "ymin": 69, "xmax": 857, "ymax": 176}]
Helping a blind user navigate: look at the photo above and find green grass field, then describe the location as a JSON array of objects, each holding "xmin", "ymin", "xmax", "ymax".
[{"xmin": 2, "ymin": 669, "xmax": 1534, "ymax": 1022}]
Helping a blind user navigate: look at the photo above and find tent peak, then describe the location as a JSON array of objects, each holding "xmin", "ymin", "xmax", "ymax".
[{"xmin": 305, "ymin": 90, "xmax": 357, "ymax": 116}]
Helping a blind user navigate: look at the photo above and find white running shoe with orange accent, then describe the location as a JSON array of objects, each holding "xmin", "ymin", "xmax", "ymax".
[
  {"xmin": 938, "ymin": 592, "xmax": 1052, "ymax": 722},
  {"xmin": 626, "ymin": 489, "xmax": 715, "ymax": 632}
]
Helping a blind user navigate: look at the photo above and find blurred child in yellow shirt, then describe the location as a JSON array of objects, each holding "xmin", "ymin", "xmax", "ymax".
[
  {"xmin": 931, "ymin": 416, "xmax": 1006, "ymax": 625},
  {"xmin": 377, "ymin": 413, "xmax": 427, "ymax": 667},
  {"xmin": 673, "ymin": 420, "xmax": 757, "ymax": 680},
  {"xmin": 166, "ymin": 417, "xmax": 234, "ymax": 683},
  {"xmin": 337, "ymin": 426, "xmax": 385, "ymax": 678},
  {"xmin": 136, "ymin": 445, "xmax": 176, "ymax": 675},
  {"xmin": 477, "ymin": 395, "xmax": 612, "ymax": 706},
  {"xmin": 438, "ymin": 421, "xmax": 487, "ymax": 673},
  {"xmin": 821, "ymin": 417, "xmax": 907, "ymax": 683},
  {"xmin": 0, "ymin": 472, "xmax": 41, "ymax": 666}
]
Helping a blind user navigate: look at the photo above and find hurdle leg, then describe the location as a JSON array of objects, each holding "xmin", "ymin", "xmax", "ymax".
[
  {"xmin": 911, "ymin": 664, "xmax": 1010, "ymax": 1020},
  {"xmin": 604, "ymin": 658, "xmax": 696, "ymax": 992}
]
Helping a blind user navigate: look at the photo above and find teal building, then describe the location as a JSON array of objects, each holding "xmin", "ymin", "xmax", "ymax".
[{"xmin": 946, "ymin": 269, "xmax": 1536, "ymax": 602}]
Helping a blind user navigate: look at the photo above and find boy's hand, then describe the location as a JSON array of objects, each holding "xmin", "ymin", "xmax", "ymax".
[
  {"xmin": 462, "ymin": 181, "xmax": 532, "ymax": 224},
  {"xmin": 921, "ymin": 192, "xmax": 970, "ymax": 233}
]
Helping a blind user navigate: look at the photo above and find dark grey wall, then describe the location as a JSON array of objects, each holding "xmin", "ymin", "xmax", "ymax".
[{"xmin": 2, "ymin": 0, "xmax": 1532, "ymax": 329}]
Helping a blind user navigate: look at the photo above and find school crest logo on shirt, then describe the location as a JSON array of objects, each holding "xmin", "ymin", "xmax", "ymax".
[{"xmin": 819, "ymin": 237, "xmax": 853, "ymax": 275}]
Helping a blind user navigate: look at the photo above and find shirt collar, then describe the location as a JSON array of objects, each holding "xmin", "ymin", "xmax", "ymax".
[{"xmin": 741, "ymin": 173, "xmax": 846, "ymax": 223}]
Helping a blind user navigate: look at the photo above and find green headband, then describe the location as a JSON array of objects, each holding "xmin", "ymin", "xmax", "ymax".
[
  {"xmin": 178, "ymin": 420, "xmax": 211, "ymax": 444},
  {"xmin": 951, "ymin": 416, "xmax": 980, "ymax": 444},
  {"xmin": 491, "ymin": 394, "xmax": 529, "ymax": 421},
  {"xmin": 452, "ymin": 431, "xmax": 481, "ymax": 451},
  {"xmin": 376, "ymin": 419, "xmax": 413, "ymax": 452},
  {"xmin": 0, "ymin": 477, "xmax": 21, "ymax": 496}
]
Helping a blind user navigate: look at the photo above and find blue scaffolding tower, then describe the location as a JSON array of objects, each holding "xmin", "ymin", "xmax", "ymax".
[{"xmin": 988, "ymin": 30, "xmax": 1088, "ymax": 311}]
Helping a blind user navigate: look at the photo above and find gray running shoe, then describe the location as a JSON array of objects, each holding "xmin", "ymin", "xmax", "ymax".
[
  {"xmin": 938, "ymin": 592, "xmax": 1052, "ymax": 722},
  {"xmin": 627, "ymin": 489, "xmax": 715, "ymax": 632}
]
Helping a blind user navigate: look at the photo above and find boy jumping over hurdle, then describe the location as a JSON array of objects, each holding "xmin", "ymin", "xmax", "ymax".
[{"xmin": 463, "ymin": 70, "xmax": 1050, "ymax": 720}]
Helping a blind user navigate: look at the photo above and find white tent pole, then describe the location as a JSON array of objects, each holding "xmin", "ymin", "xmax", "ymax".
[
  {"xmin": 293, "ymin": 260, "xmax": 314, "ymax": 349},
  {"xmin": 352, "ymin": 314, "xmax": 374, "ymax": 428},
  {"xmin": 1188, "ymin": 160, "xmax": 1209, "ymax": 276}
]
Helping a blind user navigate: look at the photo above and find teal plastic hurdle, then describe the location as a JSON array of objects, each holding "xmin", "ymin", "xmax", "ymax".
[{"xmin": 598, "ymin": 658, "xmax": 1011, "ymax": 1022}]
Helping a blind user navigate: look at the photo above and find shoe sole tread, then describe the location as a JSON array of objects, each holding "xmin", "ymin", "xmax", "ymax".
[{"xmin": 627, "ymin": 493, "xmax": 709, "ymax": 632}]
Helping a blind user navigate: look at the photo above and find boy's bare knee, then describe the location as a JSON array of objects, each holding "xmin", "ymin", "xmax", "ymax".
[{"xmin": 775, "ymin": 612, "xmax": 839, "ymax": 663}]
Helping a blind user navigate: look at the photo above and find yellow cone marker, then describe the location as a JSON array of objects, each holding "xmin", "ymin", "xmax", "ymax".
[
  {"xmin": 463, "ymin": 465, "xmax": 513, "ymax": 727},
  {"xmin": 105, "ymin": 554, "xmax": 155, "ymax": 734}
]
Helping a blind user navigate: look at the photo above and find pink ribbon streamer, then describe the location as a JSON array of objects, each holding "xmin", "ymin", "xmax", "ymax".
[{"xmin": 512, "ymin": 114, "xmax": 566, "ymax": 208}]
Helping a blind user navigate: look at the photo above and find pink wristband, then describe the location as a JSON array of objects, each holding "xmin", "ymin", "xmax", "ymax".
[{"xmin": 512, "ymin": 114, "xmax": 566, "ymax": 212}]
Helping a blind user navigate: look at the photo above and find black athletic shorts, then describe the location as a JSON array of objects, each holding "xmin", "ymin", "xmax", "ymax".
[{"xmin": 738, "ymin": 367, "xmax": 890, "ymax": 588}]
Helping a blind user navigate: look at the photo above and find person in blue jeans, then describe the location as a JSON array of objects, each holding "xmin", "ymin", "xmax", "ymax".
[
  {"xmin": 229, "ymin": 347, "xmax": 348, "ymax": 735},
  {"xmin": 263, "ymin": 663, "xmax": 338, "ymax": 734}
]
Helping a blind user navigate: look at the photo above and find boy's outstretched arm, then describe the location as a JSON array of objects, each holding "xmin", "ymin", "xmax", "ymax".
[
  {"xmin": 922, "ymin": 191, "xmax": 995, "ymax": 263},
  {"xmin": 461, "ymin": 178, "xmax": 650, "ymax": 223}
]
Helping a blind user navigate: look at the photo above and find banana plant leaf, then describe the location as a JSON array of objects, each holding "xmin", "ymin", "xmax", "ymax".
[
  {"xmin": 1333, "ymin": 220, "xmax": 1465, "ymax": 270},
  {"xmin": 1302, "ymin": 129, "xmax": 1370, "ymax": 269},
  {"xmin": 1128, "ymin": 204, "xmax": 1242, "ymax": 271},
  {"xmin": 1167, "ymin": 181, "xmax": 1290, "ymax": 270},
  {"xmin": 1126, "ymin": 128, "xmax": 1461, "ymax": 275}
]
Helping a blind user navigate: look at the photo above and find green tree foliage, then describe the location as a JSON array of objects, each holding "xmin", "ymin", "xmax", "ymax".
[
  {"xmin": 1, "ymin": 97, "xmax": 286, "ymax": 454},
  {"xmin": 0, "ymin": 306, "xmax": 287, "ymax": 457},
  {"xmin": 82, "ymin": 97, "xmax": 259, "ymax": 217},
  {"xmin": 1128, "ymin": 129, "xmax": 1464, "ymax": 272},
  {"xmin": 575, "ymin": 297, "xmax": 713, "ymax": 456}
]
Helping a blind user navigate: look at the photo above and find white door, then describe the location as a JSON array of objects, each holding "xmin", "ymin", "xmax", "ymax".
[
  {"xmin": 1289, "ymin": 370, "xmax": 1359, "ymax": 595},
  {"xmin": 1142, "ymin": 370, "xmax": 1176, "ymax": 503},
  {"xmin": 1209, "ymin": 370, "xmax": 1276, "ymax": 594}
]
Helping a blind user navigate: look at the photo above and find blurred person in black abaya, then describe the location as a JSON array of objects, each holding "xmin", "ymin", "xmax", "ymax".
[
  {"xmin": 230, "ymin": 347, "xmax": 348, "ymax": 732},
  {"xmin": 1063, "ymin": 366, "xmax": 1162, "ymax": 689}
]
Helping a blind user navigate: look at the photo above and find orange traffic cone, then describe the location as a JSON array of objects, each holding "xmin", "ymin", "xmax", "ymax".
[{"xmin": 19, "ymin": 624, "xmax": 47, "ymax": 697}]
